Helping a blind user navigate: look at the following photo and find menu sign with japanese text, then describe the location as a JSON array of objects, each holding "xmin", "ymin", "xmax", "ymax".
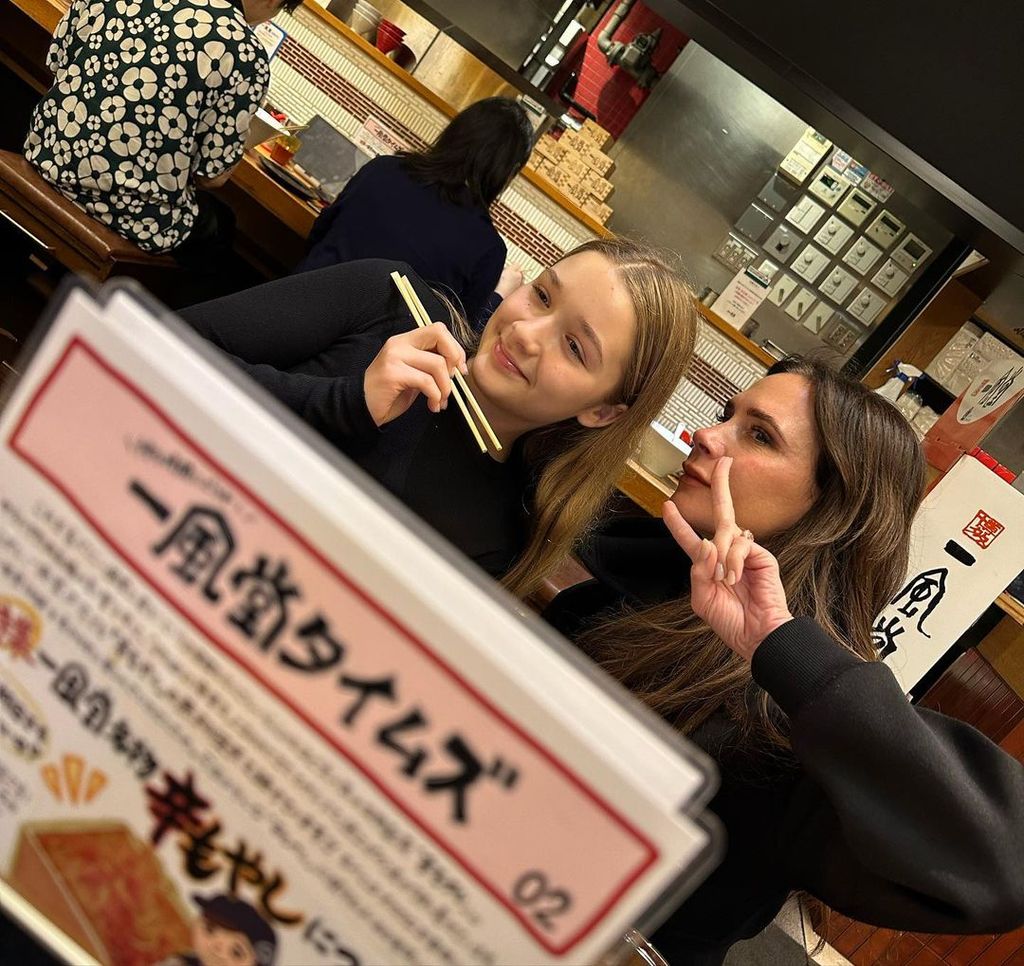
[
  {"xmin": 0, "ymin": 284, "xmax": 717, "ymax": 965},
  {"xmin": 876, "ymin": 456, "xmax": 1024, "ymax": 692}
]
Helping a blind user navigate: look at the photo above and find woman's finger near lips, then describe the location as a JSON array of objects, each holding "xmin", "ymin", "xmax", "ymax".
[{"xmin": 711, "ymin": 458, "xmax": 737, "ymax": 580}]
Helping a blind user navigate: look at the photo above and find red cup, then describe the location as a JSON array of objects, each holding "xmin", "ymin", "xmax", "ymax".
[
  {"xmin": 375, "ymin": 19, "xmax": 405, "ymax": 52},
  {"xmin": 376, "ymin": 28, "xmax": 402, "ymax": 52}
]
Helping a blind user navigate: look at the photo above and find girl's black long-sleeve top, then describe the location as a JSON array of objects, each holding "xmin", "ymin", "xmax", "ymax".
[
  {"xmin": 544, "ymin": 515, "xmax": 1024, "ymax": 965},
  {"xmin": 178, "ymin": 260, "xmax": 529, "ymax": 578},
  {"xmin": 294, "ymin": 155, "xmax": 507, "ymax": 324}
]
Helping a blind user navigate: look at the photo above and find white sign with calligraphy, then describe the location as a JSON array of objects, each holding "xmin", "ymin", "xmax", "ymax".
[{"xmin": 877, "ymin": 456, "xmax": 1024, "ymax": 692}]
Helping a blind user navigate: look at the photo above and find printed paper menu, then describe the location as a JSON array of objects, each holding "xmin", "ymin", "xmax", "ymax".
[{"xmin": 0, "ymin": 284, "xmax": 717, "ymax": 965}]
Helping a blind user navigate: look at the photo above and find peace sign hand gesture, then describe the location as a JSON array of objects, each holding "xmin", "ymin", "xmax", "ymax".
[{"xmin": 662, "ymin": 457, "xmax": 793, "ymax": 661}]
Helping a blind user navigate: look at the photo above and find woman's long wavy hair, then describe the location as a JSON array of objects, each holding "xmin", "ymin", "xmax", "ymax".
[
  {"xmin": 499, "ymin": 238, "xmax": 699, "ymax": 598},
  {"xmin": 578, "ymin": 356, "xmax": 926, "ymax": 747},
  {"xmin": 398, "ymin": 97, "xmax": 534, "ymax": 208}
]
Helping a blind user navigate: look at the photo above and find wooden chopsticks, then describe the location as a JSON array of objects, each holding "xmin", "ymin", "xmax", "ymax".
[{"xmin": 390, "ymin": 272, "xmax": 502, "ymax": 455}]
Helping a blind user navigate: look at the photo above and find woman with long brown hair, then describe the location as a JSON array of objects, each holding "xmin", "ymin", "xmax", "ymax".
[
  {"xmin": 545, "ymin": 357, "xmax": 1024, "ymax": 964},
  {"xmin": 180, "ymin": 238, "xmax": 697, "ymax": 591}
]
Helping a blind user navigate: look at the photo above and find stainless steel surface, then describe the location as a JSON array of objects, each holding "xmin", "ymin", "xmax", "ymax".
[
  {"xmin": 644, "ymin": 0, "xmax": 1024, "ymax": 262},
  {"xmin": 604, "ymin": 44, "xmax": 954, "ymax": 364},
  {"xmin": 396, "ymin": 0, "xmax": 564, "ymax": 113}
]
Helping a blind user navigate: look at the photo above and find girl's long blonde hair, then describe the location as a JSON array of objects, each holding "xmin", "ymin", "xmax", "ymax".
[
  {"xmin": 481, "ymin": 238, "xmax": 698, "ymax": 598},
  {"xmin": 578, "ymin": 357, "xmax": 926, "ymax": 747}
]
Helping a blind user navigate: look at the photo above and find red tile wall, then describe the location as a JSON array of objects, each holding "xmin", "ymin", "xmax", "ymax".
[
  {"xmin": 822, "ymin": 649, "xmax": 1024, "ymax": 965},
  {"xmin": 561, "ymin": 2, "xmax": 688, "ymax": 138}
]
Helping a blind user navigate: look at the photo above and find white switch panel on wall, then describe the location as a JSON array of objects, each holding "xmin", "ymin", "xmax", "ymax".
[
  {"xmin": 769, "ymin": 273, "xmax": 800, "ymax": 306},
  {"xmin": 865, "ymin": 210, "xmax": 905, "ymax": 249},
  {"xmin": 785, "ymin": 195, "xmax": 827, "ymax": 233},
  {"xmin": 847, "ymin": 287, "xmax": 887, "ymax": 325},
  {"xmin": 785, "ymin": 287, "xmax": 817, "ymax": 320},
  {"xmin": 791, "ymin": 243, "xmax": 830, "ymax": 284},
  {"xmin": 891, "ymin": 233, "xmax": 933, "ymax": 272},
  {"xmin": 802, "ymin": 303, "xmax": 834, "ymax": 333},
  {"xmin": 807, "ymin": 168, "xmax": 850, "ymax": 207},
  {"xmin": 814, "ymin": 215, "xmax": 855, "ymax": 254},
  {"xmin": 819, "ymin": 265, "xmax": 858, "ymax": 303},
  {"xmin": 872, "ymin": 258, "xmax": 910, "ymax": 297},
  {"xmin": 836, "ymin": 187, "xmax": 876, "ymax": 227},
  {"xmin": 843, "ymin": 236, "xmax": 884, "ymax": 274}
]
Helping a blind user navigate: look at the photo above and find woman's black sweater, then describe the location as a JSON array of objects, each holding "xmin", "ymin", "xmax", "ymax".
[
  {"xmin": 544, "ymin": 516, "xmax": 1024, "ymax": 965},
  {"xmin": 178, "ymin": 260, "xmax": 528, "ymax": 577}
]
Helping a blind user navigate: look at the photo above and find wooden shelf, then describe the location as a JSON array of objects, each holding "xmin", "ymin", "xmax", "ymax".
[
  {"xmin": 616, "ymin": 458, "xmax": 675, "ymax": 517},
  {"xmin": 696, "ymin": 303, "xmax": 776, "ymax": 367}
]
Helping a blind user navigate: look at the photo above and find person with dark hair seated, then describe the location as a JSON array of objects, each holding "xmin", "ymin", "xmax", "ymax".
[
  {"xmin": 294, "ymin": 96, "xmax": 534, "ymax": 322},
  {"xmin": 25, "ymin": 0, "xmax": 303, "ymax": 268}
]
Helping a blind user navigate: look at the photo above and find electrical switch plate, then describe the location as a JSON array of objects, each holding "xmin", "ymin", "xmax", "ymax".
[
  {"xmin": 872, "ymin": 258, "xmax": 910, "ymax": 297},
  {"xmin": 818, "ymin": 265, "xmax": 857, "ymax": 303},
  {"xmin": 807, "ymin": 167, "xmax": 850, "ymax": 207},
  {"xmin": 842, "ymin": 236, "xmax": 884, "ymax": 274},
  {"xmin": 802, "ymin": 303, "xmax": 834, "ymax": 334},
  {"xmin": 785, "ymin": 195, "xmax": 826, "ymax": 233},
  {"xmin": 865, "ymin": 209, "xmax": 905, "ymax": 249},
  {"xmin": 891, "ymin": 233, "xmax": 932, "ymax": 272},
  {"xmin": 791, "ymin": 243, "xmax": 830, "ymax": 284},
  {"xmin": 779, "ymin": 130, "xmax": 830, "ymax": 185},
  {"xmin": 847, "ymin": 287, "xmax": 887, "ymax": 325},
  {"xmin": 836, "ymin": 188, "xmax": 876, "ymax": 227},
  {"xmin": 757, "ymin": 173, "xmax": 799, "ymax": 212},
  {"xmin": 779, "ymin": 154, "xmax": 813, "ymax": 185},
  {"xmin": 785, "ymin": 287, "xmax": 816, "ymax": 321},
  {"xmin": 763, "ymin": 225, "xmax": 801, "ymax": 263},
  {"xmin": 755, "ymin": 258, "xmax": 781, "ymax": 281},
  {"xmin": 814, "ymin": 215, "xmax": 855, "ymax": 254},
  {"xmin": 822, "ymin": 318, "xmax": 858, "ymax": 352},
  {"xmin": 713, "ymin": 232, "xmax": 758, "ymax": 272},
  {"xmin": 768, "ymin": 273, "xmax": 799, "ymax": 306},
  {"xmin": 734, "ymin": 203, "xmax": 776, "ymax": 241}
]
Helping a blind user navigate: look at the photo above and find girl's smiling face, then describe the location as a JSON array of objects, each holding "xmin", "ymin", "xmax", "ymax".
[{"xmin": 471, "ymin": 250, "xmax": 638, "ymax": 435}]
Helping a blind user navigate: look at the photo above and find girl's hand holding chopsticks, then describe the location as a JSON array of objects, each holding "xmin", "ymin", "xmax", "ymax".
[{"xmin": 363, "ymin": 323, "xmax": 468, "ymax": 426}]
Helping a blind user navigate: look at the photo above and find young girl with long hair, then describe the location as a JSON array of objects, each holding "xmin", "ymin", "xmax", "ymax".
[
  {"xmin": 180, "ymin": 238, "xmax": 697, "ymax": 590},
  {"xmin": 545, "ymin": 357, "xmax": 1024, "ymax": 964}
]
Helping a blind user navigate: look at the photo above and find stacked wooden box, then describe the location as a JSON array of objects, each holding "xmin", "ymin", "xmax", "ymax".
[{"xmin": 526, "ymin": 119, "xmax": 615, "ymax": 225}]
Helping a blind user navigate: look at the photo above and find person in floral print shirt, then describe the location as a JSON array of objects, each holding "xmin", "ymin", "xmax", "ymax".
[{"xmin": 24, "ymin": 0, "xmax": 301, "ymax": 256}]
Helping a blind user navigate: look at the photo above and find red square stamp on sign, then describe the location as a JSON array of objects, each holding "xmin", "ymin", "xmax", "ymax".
[{"xmin": 962, "ymin": 509, "xmax": 1005, "ymax": 549}]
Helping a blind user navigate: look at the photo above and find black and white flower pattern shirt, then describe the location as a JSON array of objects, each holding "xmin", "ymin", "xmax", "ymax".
[{"xmin": 25, "ymin": 0, "xmax": 270, "ymax": 252}]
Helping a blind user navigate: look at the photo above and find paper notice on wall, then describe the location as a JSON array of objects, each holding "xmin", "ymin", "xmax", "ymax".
[
  {"xmin": 353, "ymin": 116, "xmax": 413, "ymax": 158},
  {"xmin": 254, "ymin": 21, "xmax": 286, "ymax": 59},
  {"xmin": 877, "ymin": 456, "xmax": 1024, "ymax": 692},
  {"xmin": 0, "ymin": 281, "xmax": 719, "ymax": 965},
  {"xmin": 710, "ymin": 267, "xmax": 771, "ymax": 329}
]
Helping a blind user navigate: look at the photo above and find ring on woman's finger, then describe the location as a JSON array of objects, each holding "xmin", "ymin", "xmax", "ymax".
[{"xmin": 741, "ymin": 529, "xmax": 754, "ymax": 541}]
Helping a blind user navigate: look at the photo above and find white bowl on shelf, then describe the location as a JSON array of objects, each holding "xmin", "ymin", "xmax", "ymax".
[
  {"xmin": 349, "ymin": 7, "xmax": 382, "ymax": 39},
  {"xmin": 637, "ymin": 421, "xmax": 690, "ymax": 480}
]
